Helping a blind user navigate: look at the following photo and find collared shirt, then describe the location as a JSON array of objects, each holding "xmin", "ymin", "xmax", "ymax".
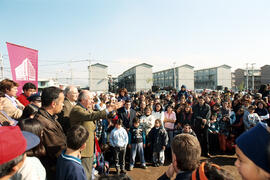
[
  {"xmin": 5, "ymin": 94, "xmax": 18, "ymax": 108},
  {"xmin": 125, "ymin": 108, "xmax": 130, "ymax": 114},
  {"xmin": 67, "ymin": 98, "xmax": 76, "ymax": 106},
  {"xmin": 60, "ymin": 150, "xmax": 82, "ymax": 164},
  {"xmin": 78, "ymin": 102, "xmax": 88, "ymax": 110},
  {"xmin": 56, "ymin": 150, "xmax": 86, "ymax": 180}
]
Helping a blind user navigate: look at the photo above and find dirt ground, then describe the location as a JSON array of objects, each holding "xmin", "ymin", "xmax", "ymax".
[{"xmin": 108, "ymin": 154, "xmax": 241, "ymax": 180}]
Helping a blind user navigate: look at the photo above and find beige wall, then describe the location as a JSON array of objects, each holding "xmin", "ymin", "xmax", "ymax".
[
  {"xmin": 217, "ymin": 67, "xmax": 232, "ymax": 89},
  {"xmin": 90, "ymin": 65, "xmax": 108, "ymax": 92},
  {"xmin": 135, "ymin": 65, "xmax": 153, "ymax": 91},
  {"xmin": 178, "ymin": 67, "xmax": 194, "ymax": 90}
]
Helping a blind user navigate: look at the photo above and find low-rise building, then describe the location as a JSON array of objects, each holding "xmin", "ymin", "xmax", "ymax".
[
  {"xmin": 261, "ymin": 65, "xmax": 270, "ymax": 85},
  {"xmin": 153, "ymin": 64, "xmax": 194, "ymax": 90},
  {"xmin": 118, "ymin": 63, "xmax": 153, "ymax": 92},
  {"xmin": 194, "ymin": 65, "xmax": 232, "ymax": 90},
  {"xmin": 234, "ymin": 64, "xmax": 270, "ymax": 90},
  {"xmin": 38, "ymin": 78, "xmax": 59, "ymax": 90},
  {"xmin": 89, "ymin": 63, "xmax": 108, "ymax": 92}
]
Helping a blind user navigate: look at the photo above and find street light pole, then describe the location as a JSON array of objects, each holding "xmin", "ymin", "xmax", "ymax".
[
  {"xmin": 88, "ymin": 53, "xmax": 92, "ymax": 91},
  {"xmin": 251, "ymin": 63, "xmax": 255, "ymax": 91},
  {"xmin": 173, "ymin": 62, "xmax": 176, "ymax": 90},
  {"xmin": 70, "ymin": 59, "xmax": 73, "ymax": 85},
  {"xmin": 246, "ymin": 63, "xmax": 249, "ymax": 91}
]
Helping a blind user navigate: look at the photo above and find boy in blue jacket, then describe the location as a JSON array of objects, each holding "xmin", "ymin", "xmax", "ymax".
[
  {"xmin": 56, "ymin": 125, "xmax": 89, "ymax": 180},
  {"xmin": 109, "ymin": 119, "xmax": 128, "ymax": 175}
]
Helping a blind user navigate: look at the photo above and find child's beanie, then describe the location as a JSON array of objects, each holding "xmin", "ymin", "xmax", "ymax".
[{"xmin": 236, "ymin": 122, "xmax": 270, "ymax": 173}]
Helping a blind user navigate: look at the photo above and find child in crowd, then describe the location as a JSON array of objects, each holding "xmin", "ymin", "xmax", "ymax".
[
  {"xmin": 208, "ymin": 113, "xmax": 220, "ymax": 154},
  {"xmin": 181, "ymin": 124, "xmax": 196, "ymax": 137},
  {"xmin": 18, "ymin": 118, "xmax": 46, "ymax": 158},
  {"xmin": 140, "ymin": 106, "xmax": 156, "ymax": 135},
  {"xmin": 128, "ymin": 118, "xmax": 146, "ymax": 170},
  {"xmin": 56, "ymin": 125, "xmax": 89, "ymax": 180},
  {"xmin": 158, "ymin": 134, "xmax": 201, "ymax": 180},
  {"xmin": 0, "ymin": 126, "xmax": 42, "ymax": 180},
  {"xmin": 109, "ymin": 119, "xmax": 128, "ymax": 175},
  {"xmin": 92, "ymin": 138, "xmax": 110, "ymax": 179},
  {"xmin": 101, "ymin": 111, "xmax": 116, "ymax": 145},
  {"xmin": 244, "ymin": 105, "xmax": 261, "ymax": 131},
  {"xmin": 235, "ymin": 122, "xmax": 270, "ymax": 180},
  {"xmin": 192, "ymin": 161, "xmax": 234, "ymax": 180},
  {"xmin": 148, "ymin": 119, "xmax": 168, "ymax": 167},
  {"xmin": 218, "ymin": 116, "xmax": 231, "ymax": 153}
]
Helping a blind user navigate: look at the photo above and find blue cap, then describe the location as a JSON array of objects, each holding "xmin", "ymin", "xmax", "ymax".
[
  {"xmin": 22, "ymin": 131, "xmax": 40, "ymax": 151},
  {"xmin": 236, "ymin": 122, "xmax": 270, "ymax": 173}
]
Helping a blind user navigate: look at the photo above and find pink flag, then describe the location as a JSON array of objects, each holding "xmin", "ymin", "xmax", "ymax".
[{"xmin": 6, "ymin": 42, "xmax": 38, "ymax": 95}]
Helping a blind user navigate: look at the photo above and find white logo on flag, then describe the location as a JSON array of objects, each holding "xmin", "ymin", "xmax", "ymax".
[{"xmin": 15, "ymin": 58, "xmax": 36, "ymax": 81}]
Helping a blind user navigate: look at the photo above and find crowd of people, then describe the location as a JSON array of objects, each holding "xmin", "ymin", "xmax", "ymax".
[{"xmin": 0, "ymin": 78, "xmax": 270, "ymax": 180}]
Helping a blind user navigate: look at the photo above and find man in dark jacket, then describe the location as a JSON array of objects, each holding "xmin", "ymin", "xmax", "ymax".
[
  {"xmin": 34, "ymin": 86, "xmax": 66, "ymax": 179},
  {"xmin": 117, "ymin": 100, "xmax": 136, "ymax": 129},
  {"xmin": 192, "ymin": 96, "xmax": 211, "ymax": 157},
  {"xmin": 178, "ymin": 85, "xmax": 188, "ymax": 100},
  {"xmin": 158, "ymin": 134, "xmax": 201, "ymax": 180},
  {"xmin": 57, "ymin": 86, "xmax": 79, "ymax": 135}
]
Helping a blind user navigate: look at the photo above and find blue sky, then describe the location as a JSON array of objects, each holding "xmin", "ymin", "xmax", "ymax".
[{"xmin": 1, "ymin": 0, "xmax": 270, "ymax": 86}]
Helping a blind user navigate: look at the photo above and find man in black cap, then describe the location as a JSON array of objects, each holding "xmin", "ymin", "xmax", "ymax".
[
  {"xmin": 27, "ymin": 93, "xmax": 41, "ymax": 108},
  {"xmin": 178, "ymin": 85, "xmax": 188, "ymax": 100}
]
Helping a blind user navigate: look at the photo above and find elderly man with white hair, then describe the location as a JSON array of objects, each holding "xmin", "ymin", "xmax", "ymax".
[
  {"xmin": 69, "ymin": 90, "xmax": 123, "ymax": 180},
  {"xmin": 57, "ymin": 85, "xmax": 79, "ymax": 134}
]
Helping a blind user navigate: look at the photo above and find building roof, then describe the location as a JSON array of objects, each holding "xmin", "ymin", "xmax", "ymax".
[
  {"xmin": 178, "ymin": 64, "xmax": 194, "ymax": 69},
  {"xmin": 195, "ymin": 64, "xmax": 231, "ymax": 71},
  {"xmin": 119, "ymin": 63, "xmax": 153, "ymax": 77},
  {"xmin": 261, "ymin": 64, "xmax": 270, "ymax": 69},
  {"xmin": 218, "ymin": 64, "xmax": 232, "ymax": 69},
  {"xmin": 133, "ymin": 63, "xmax": 153, "ymax": 68},
  {"xmin": 153, "ymin": 64, "xmax": 194, "ymax": 74},
  {"xmin": 91, "ymin": 63, "xmax": 108, "ymax": 68}
]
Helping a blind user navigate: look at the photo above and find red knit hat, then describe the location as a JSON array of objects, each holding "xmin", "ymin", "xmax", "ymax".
[{"xmin": 0, "ymin": 126, "xmax": 27, "ymax": 165}]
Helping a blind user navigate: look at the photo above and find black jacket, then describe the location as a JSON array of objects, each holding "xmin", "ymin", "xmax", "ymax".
[
  {"xmin": 117, "ymin": 107, "xmax": 136, "ymax": 128},
  {"xmin": 148, "ymin": 127, "xmax": 168, "ymax": 152},
  {"xmin": 128, "ymin": 125, "xmax": 145, "ymax": 144},
  {"xmin": 192, "ymin": 103, "xmax": 211, "ymax": 129}
]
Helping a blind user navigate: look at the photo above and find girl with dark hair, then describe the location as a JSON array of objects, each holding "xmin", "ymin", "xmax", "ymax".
[
  {"xmin": 117, "ymin": 88, "xmax": 130, "ymax": 102},
  {"xmin": 180, "ymin": 104, "xmax": 193, "ymax": 128},
  {"xmin": 231, "ymin": 108, "xmax": 245, "ymax": 138},
  {"xmin": 255, "ymin": 101, "xmax": 269, "ymax": 123},
  {"xmin": 152, "ymin": 103, "xmax": 165, "ymax": 126},
  {"xmin": 18, "ymin": 118, "xmax": 46, "ymax": 157},
  {"xmin": 15, "ymin": 118, "xmax": 46, "ymax": 180}
]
